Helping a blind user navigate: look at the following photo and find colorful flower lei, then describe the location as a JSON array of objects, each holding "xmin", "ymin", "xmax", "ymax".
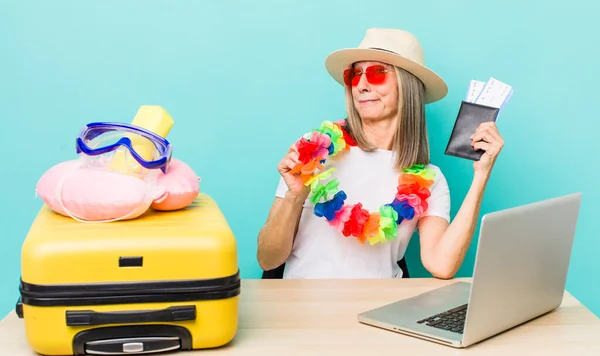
[{"xmin": 290, "ymin": 120, "xmax": 436, "ymax": 246}]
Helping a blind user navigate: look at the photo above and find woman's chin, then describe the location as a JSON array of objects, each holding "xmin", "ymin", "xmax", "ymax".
[{"xmin": 359, "ymin": 113, "xmax": 386, "ymax": 122}]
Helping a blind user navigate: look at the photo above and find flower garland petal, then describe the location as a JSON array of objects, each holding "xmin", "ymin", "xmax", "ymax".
[
  {"xmin": 387, "ymin": 198, "xmax": 415, "ymax": 222},
  {"xmin": 360, "ymin": 212, "xmax": 380, "ymax": 244},
  {"xmin": 335, "ymin": 120, "xmax": 357, "ymax": 148},
  {"xmin": 304, "ymin": 167, "xmax": 336, "ymax": 186},
  {"xmin": 307, "ymin": 131, "xmax": 332, "ymax": 161},
  {"xmin": 314, "ymin": 121, "xmax": 347, "ymax": 155},
  {"xmin": 328, "ymin": 204, "xmax": 353, "ymax": 232},
  {"xmin": 309, "ymin": 178, "xmax": 340, "ymax": 204},
  {"xmin": 315, "ymin": 191, "xmax": 347, "ymax": 221},
  {"xmin": 342, "ymin": 203, "xmax": 370, "ymax": 238},
  {"xmin": 402, "ymin": 164, "xmax": 425, "ymax": 174},
  {"xmin": 296, "ymin": 138, "xmax": 320, "ymax": 164}
]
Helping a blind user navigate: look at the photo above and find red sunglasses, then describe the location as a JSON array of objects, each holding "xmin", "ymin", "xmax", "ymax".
[{"xmin": 343, "ymin": 65, "xmax": 389, "ymax": 87}]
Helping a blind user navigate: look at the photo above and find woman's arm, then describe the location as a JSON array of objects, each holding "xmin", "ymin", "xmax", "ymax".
[
  {"xmin": 418, "ymin": 172, "xmax": 489, "ymax": 279},
  {"xmin": 257, "ymin": 141, "xmax": 310, "ymax": 271},
  {"xmin": 257, "ymin": 192, "xmax": 305, "ymax": 271},
  {"xmin": 418, "ymin": 121, "xmax": 504, "ymax": 279}
]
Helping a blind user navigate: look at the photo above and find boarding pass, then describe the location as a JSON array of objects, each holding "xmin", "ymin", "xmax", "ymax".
[{"xmin": 465, "ymin": 77, "xmax": 514, "ymax": 118}]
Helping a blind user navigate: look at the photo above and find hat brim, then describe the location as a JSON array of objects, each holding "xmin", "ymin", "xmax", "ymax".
[{"xmin": 325, "ymin": 48, "xmax": 448, "ymax": 104}]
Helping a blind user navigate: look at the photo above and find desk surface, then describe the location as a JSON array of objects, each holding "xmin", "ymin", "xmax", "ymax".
[{"xmin": 1, "ymin": 278, "xmax": 599, "ymax": 355}]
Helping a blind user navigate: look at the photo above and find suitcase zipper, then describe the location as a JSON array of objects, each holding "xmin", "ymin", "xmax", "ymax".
[{"xmin": 19, "ymin": 270, "xmax": 241, "ymax": 307}]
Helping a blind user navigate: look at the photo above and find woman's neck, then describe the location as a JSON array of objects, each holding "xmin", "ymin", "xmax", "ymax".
[{"xmin": 362, "ymin": 118, "xmax": 398, "ymax": 150}]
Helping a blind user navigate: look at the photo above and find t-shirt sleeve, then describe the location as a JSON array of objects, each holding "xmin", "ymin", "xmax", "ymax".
[
  {"xmin": 422, "ymin": 167, "xmax": 451, "ymax": 222},
  {"xmin": 275, "ymin": 176, "xmax": 289, "ymax": 199}
]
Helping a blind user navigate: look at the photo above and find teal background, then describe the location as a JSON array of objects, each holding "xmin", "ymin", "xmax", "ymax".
[{"xmin": 1, "ymin": 0, "xmax": 598, "ymax": 319}]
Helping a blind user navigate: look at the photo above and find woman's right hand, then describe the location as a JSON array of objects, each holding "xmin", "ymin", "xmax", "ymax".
[{"xmin": 277, "ymin": 144, "xmax": 310, "ymax": 201}]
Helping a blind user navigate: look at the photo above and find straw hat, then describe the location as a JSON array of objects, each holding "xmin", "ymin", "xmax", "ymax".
[{"xmin": 325, "ymin": 28, "xmax": 448, "ymax": 104}]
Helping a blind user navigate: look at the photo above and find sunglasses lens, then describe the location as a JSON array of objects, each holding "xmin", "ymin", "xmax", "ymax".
[
  {"xmin": 365, "ymin": 65, "xmax": 387, "ymax": 85},
  {"xmin": 343, "ymin": 68, "xmax": 362, "ymax": 86},
  {"xmin": 344, "ymin": 66, "xmax": 387, "ymax": 86},
  {"xmin": 343, "ymin": 69, "xmax": 353, "ymax": 86}
]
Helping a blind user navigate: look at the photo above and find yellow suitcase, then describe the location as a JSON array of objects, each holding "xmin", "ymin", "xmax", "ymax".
[{"xmin": 16, "ymin": 193, "xmax": 240, "ymax": 356}]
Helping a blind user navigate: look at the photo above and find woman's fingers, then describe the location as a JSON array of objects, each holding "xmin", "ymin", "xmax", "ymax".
[
  {"xmin": 471, "ymin": 129, "xmax": 496, "ymax": 144},
  {"xmin": 473, "ymin": 141, "xmax": 495, "ymax": 156},
  {"xmin": 290, "ymin": 151, "xmax": 299, "ymax": 163},
  {"xmin": 288, "ymin": 157, "xmax": 299, "ymax": 169},
  {"xmin": 289, "ymin": 143, "xmax": 300, "ymax": 154},
  {"xmin": 279, "ymin": 154, "xmax": 299, "ymax": 173},
  {"xmin": 471, "ymin": 122, "xmax": 503, "ymax": 144}
]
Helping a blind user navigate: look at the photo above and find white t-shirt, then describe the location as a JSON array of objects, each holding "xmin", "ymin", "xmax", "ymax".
[{"xmin": 274, "ymin": 146, "xmax": 451, "ymax": 279}]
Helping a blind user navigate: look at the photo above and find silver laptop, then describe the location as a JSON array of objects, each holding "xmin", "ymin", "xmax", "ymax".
[{"xmin": 358, "ymin": 193, "xmax": 582, "ymax": 348}]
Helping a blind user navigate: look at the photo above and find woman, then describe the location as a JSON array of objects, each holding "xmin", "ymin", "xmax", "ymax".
[{"xmin": 257, "ymin": 28, "xmax": 504, "ymax": 279}]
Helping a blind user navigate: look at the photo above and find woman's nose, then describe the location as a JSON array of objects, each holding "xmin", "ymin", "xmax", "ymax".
[{"xmin": 356, "ymin": 74, "xmax": 370, "ymax": 92}]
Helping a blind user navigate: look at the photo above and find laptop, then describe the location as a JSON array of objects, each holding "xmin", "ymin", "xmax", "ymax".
[{"xmin": 357, "ymin": 192, "xmax": 582, "ymax": 348}]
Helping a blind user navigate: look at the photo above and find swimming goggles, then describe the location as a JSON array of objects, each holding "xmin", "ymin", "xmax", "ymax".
[{"xmin": 76, "ymin": 122, "xmax": 172, "ymax": 173}]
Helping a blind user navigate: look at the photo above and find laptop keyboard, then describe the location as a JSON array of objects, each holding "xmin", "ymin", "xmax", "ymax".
[{"xmin": 416, "ymin": 303, "xmax": 467, "ymax": 334}]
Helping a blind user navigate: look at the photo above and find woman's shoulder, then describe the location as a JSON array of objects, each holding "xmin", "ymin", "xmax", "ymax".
[
  {"xmin": 424, "ymin": 162, "xmax": 444, "ymax": 173},
  {"xmin": 422, "ymin": 162, "xmax": 448, "ymax": 184}
]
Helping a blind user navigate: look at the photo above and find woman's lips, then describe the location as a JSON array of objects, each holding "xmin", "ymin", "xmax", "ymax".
[{"xmin": 359, "ymin": 99, "xmax": 379, "ymax": 104}]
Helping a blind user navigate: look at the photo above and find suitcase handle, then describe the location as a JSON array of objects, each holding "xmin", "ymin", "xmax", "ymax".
[
  {"xmin": 15, "ymin": 297, "xmax": 23, "ymax": 318},
  {"xmin": 66, "ymin": 305, "xmax": 196, "ymax": 326},
  {"xmin": 72, "ymin": 325, "xmax": 193, "ymax": 355}
]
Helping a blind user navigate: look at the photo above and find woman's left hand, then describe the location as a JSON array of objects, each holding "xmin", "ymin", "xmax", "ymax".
[{"xmin": 470, "ymin": 122, "xmax": 504, "ymax": 175}]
